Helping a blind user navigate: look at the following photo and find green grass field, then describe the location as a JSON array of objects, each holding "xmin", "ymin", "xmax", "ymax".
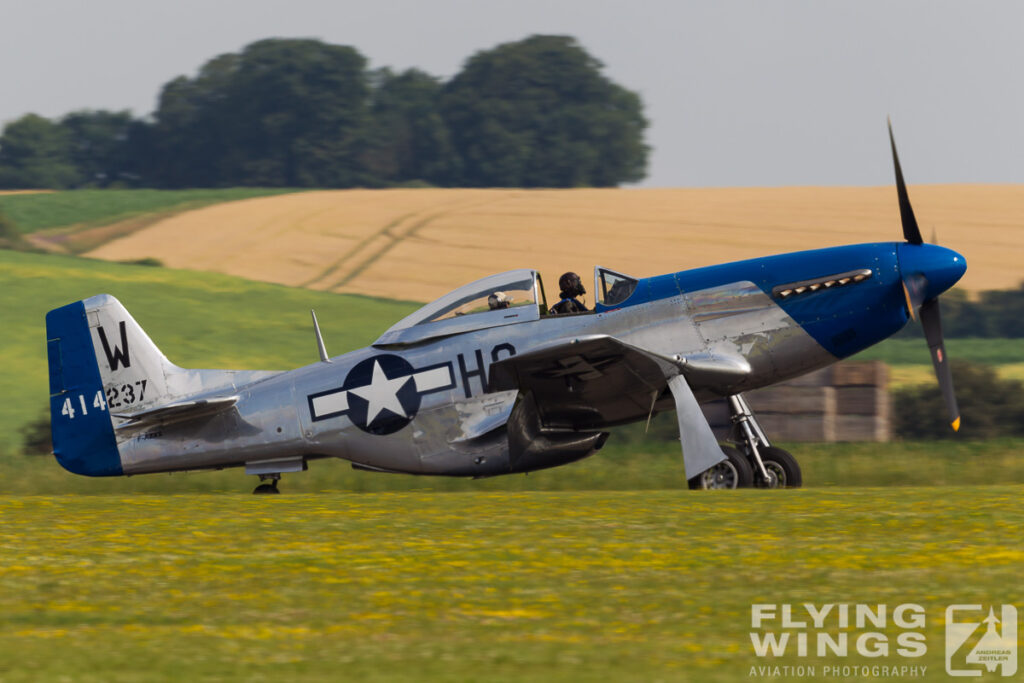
[
  {"xmin": 0, "ymin": 188, "xmax": 300, "ymax": 233},
  {"xmin": 852, "ymin": 337, "xmax": 1024, "ymax": 388},
  {"xmin": 853, "ymin": 337, "xmax": 1024, "ymax": 366},
  {"xmin": 0, "ymin": 486, "xmax": 1020, "ymax": 682},
  {"xmin": 887, "ymin": 363, "xmax": 1024, "ymax": 388},
  {"xmin": 0, "ymin": 250, "xmax": 418, "ymax": 451},
  {"xmin": 6, "ymin": 438, "xmax": 1024, "ymax": 495}
]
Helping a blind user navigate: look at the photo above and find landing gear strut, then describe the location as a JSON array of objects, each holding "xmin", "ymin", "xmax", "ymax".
[
  {"xmin": 725, "ymin": 394, "xmax": 802, "ymax": 489},
  {"xmin": 252, "ymin": 473, "xmax": 281, "ymax": 494}
]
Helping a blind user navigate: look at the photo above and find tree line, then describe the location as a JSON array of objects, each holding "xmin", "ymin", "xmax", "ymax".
[
  {"xmin": 0, "ymin": 36, "xmax": 648, "ymax": 190},
  {"xmin": 894, "ymin": 286, "xmax": 1024, "ymax": 338}
]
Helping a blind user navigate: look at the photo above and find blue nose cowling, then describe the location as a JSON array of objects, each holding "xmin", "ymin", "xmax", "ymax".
[{"xmin": 897, "ymin": 243, "xmax": 967, "ymax": 300}]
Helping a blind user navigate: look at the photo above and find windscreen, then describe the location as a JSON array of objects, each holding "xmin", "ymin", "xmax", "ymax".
[{"xmin": 598, "ymin": 269, "xmax": 638, "ymax": 306}]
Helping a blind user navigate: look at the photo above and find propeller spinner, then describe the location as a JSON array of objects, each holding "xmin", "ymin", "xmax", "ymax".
[{"xmin": 888, "ymin": 121, "xmax": 967, "ymax": 431}]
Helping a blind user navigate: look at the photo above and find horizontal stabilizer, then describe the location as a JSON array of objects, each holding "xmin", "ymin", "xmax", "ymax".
[{"xmin": 114, "ymin": 396, "xmax": 239, "ymax": 430}]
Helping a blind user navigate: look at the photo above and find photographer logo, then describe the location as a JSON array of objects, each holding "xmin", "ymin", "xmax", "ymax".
[{"xmin": 945, "ymin": 605, "xmax": 1017, "ymax": 677}]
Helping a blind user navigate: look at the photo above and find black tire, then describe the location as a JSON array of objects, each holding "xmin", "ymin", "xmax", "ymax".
[
  {"xmin": 253, "ymin": 483, "xmax": 280, "ymax": 494},
  {"xmin": 688, "ymin": 446, "xmax": 754, "ymax": 490},
  {"xmin": 757, "ymin": 447, "xmax": 802, "ymax": 489}
]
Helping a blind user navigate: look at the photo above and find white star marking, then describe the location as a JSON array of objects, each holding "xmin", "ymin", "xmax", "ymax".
[{"xmin": 348, "ymin": 360, "xmax": 412, "ymax": 426}]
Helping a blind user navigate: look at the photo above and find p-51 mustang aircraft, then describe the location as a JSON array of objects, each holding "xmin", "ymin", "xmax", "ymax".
[{"xmin": 46, "ymin": 125, "xmax": 966, "ymax": 491}]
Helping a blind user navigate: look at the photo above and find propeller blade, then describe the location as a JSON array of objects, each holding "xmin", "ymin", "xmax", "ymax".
[
  {"xmin": 920, "ymin": 297, "xmax": 961, "ymax": 431},
  {"xmin": 901, "ymin": 272, "xmax": 928, "ymax": 321},
  {"xmin": 888, "ymin": 119, "xmax": 924, "ymax": 245},
  {"xmin": 901, "ymin": 282, "xmax": 917, "ymax": 322}
]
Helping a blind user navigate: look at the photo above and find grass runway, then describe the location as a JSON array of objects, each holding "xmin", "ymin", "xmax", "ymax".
[{"xmin": 1, "ymin": 487, "xmax": 1021, "ymax": 682}]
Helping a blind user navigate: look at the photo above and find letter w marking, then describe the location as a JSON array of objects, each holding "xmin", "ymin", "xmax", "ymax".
[{"xmin": 98, "ymin": 321, "xmax": 131, "ymax": 370}]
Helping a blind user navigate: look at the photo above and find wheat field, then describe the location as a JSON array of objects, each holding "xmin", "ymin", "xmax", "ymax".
[{"xmin": 86, "ymin": 185, "xmax": 1024, "ymax": 302}]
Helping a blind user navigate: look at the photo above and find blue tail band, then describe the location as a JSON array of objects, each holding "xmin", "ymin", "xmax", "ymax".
[{"xmin": 46, "ymin": 300, "xmax": 123, "ymax": 477}]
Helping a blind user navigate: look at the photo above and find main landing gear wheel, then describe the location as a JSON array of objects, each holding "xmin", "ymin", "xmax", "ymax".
[
  {"xmin": 688, "ymin": 446, "xmax": 754, "ymax": 490},
  {"xmin": 725, "ymin": 393, "xmax": 803, "ymax": 490},
  {"xmin": 253, "ymin": 473, "xmax": 281, "ymax": 494},
  {"xmin": 756, "ymin": 446, "xmax": 802, "ymax": 489}
]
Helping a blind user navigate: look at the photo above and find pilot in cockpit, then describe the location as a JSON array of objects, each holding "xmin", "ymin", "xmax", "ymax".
[
  {"xmin": 488, "ymin": 291, "xmax": 512, "ymax": 310},
  {"xmin": 549, "ymin": 272, "xmax": 588, "ymax": 315}
]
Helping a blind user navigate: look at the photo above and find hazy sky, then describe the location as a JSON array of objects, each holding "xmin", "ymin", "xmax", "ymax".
[{"xmin": 3, "ymin": 1, "xmax": 1022, "ymax": 187}]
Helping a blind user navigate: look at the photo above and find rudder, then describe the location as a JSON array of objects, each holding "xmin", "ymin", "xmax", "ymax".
[{"xmin": 47, "ymin": 298, "xmax": 122, "ymax": 476}]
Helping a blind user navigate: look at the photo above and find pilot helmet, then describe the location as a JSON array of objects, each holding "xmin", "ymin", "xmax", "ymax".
[
  {"xmin": 558, "ymin": 272, "xmax": 586, "ymax": 298},
  {"xmin": 488, "ymin": 291, "xmax": 512, "ymax": 310}
]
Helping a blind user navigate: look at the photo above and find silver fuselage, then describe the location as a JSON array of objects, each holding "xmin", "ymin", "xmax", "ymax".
[{"xmin": 118, "ymin": 279, "xmax": 831, "ymax": 477}]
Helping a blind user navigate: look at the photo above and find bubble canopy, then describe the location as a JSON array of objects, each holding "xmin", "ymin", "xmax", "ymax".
[{"xmin": 373, "ymin": 269, "xmax": 545, "ymax": 346}]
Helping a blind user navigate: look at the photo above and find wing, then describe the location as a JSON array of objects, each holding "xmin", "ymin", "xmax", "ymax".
[
  {"xmin": 489, "ymin": 335, "xmax": 750, "ymax": 478},
  {"xmin": 488, "ymin": 334, "xmax": 749, "ymax": 429},
  {"xmin": 490, "ymin": 335, "xmax": 676, "ymax": 429}
]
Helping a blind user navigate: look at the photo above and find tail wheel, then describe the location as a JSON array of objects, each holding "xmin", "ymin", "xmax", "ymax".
[
  {"xmin": 688, "ymin": 446, "xmax": 754, "ymax": 490},
  {"xmin": 757, "ymin": 447, "xmax": 802, "ymax": 489}
]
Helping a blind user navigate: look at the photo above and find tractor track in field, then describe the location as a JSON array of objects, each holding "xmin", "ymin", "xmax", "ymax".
[
  {"xmin": 298, "ymin": 212, "xmax": 417, "ymax": 289},
  {"xmin": 305, "ymin": 194, "xmax": 516, "ymax": 293}
]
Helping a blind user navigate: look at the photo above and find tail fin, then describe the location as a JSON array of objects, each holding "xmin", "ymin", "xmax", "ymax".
[{"xmin": 46, "ymin": 294, "xmax": 177, "ymax": 476}]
